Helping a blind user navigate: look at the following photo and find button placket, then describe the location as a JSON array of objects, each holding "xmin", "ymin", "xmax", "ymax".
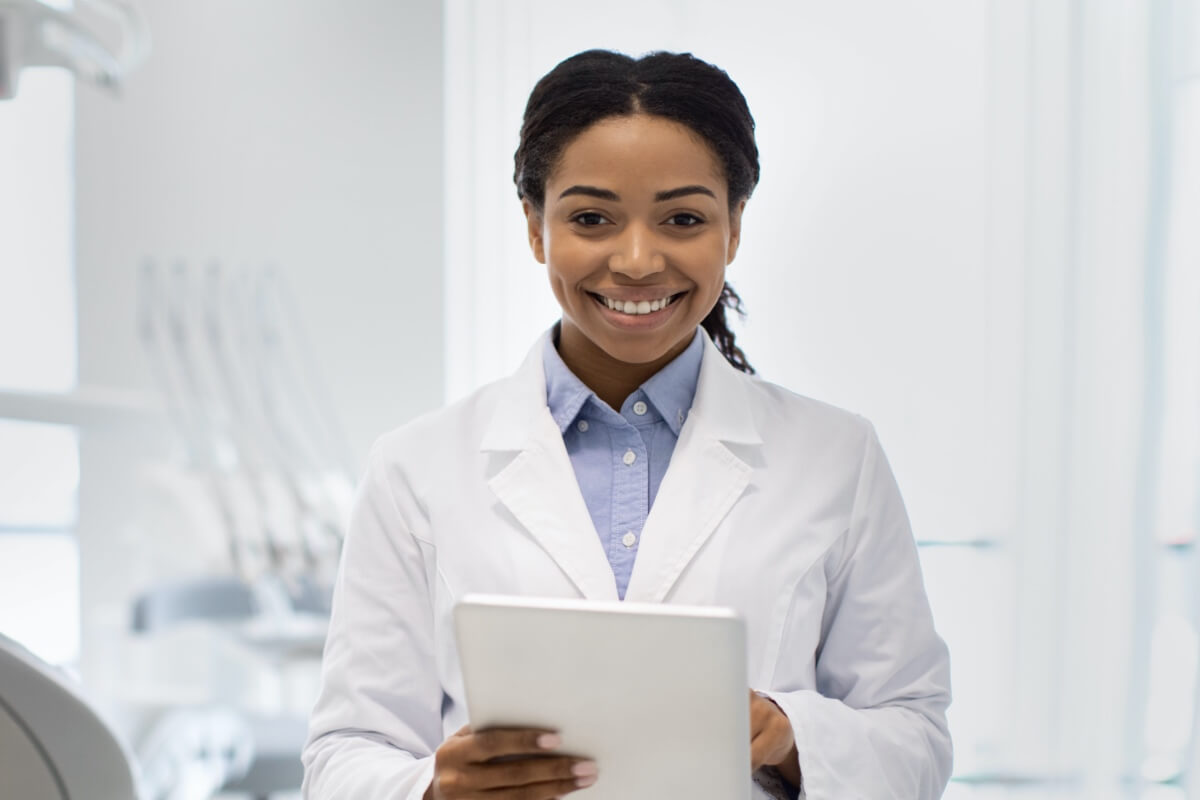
[{"xmin": 607, "ymin": 423, "xmax": 649, "ymax": 598}]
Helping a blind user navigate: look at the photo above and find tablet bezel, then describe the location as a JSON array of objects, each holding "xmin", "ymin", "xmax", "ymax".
[{"xmin": 453, "ymin": 594, "xmax": 752, "ymax": 800}]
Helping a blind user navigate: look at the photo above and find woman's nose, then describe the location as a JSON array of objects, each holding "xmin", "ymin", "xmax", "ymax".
[{"xmin": 608, "ymin": 223, "xmax": 666, "ymax": 278}]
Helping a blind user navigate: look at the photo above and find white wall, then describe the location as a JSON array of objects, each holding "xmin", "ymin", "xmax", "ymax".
[{"xmin": 72, "ymin": 0, "xmax": 444, "ymax": 693}]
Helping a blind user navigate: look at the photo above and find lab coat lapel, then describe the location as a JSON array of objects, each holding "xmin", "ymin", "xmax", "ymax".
[
  {"xmin": 625, "ymin": 335, "xmax": 762, "ymax": 603},
  {"xmin": 481, "ymin": 335, "xmax": 619, "ymax": 602}
]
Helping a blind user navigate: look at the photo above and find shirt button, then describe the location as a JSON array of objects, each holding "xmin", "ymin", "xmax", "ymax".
[
  {"xmin": 622, "ymin": 531, "xmax": 637, "ymax": 548},
  {"xmin": 622, "ymin": 450, "xmax": 636, "ymax": 466},
  {"xmin": 577, "ymin": 420, "xmax": 589, "ymax": 432},
  {"xmin": 632, "ymin": 401, "xmax": 648, "ymax": 416}
]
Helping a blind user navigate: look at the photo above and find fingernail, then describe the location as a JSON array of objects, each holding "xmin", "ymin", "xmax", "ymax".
[
  {"xmin": 537, "ymin": 733, "xmax": 562, "ymax": 749},
  {"xmin": 572, "ymin": 761, "xmax": 598, "ymax": 778},
  {"xmin": 575, "ymin": 774, "xmax": 598, "ymax": 788}
]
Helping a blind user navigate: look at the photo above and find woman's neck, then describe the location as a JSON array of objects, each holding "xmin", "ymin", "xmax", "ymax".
[{"xmin": 556, "ymin": 324, "xmax": 690, "ymax": 412}]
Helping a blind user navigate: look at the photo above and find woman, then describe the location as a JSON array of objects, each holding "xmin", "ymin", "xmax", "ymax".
[{"xmin": 303, "ymin": 50, "xmax": 952, "ymax": 800}]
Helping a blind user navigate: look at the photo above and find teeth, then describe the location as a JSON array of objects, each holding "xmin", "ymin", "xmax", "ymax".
[{"xmin": 601, "ymin": 294, "xmax": 676, "ymax": 315}]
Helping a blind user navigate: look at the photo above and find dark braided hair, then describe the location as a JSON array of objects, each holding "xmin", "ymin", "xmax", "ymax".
[{"xmin": 514, "ymin": 50, "xmax": 759, "ymax": 374}]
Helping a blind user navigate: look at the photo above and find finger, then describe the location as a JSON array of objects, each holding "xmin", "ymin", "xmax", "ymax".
[
  {"xmin": 468, "ymin": 728, "xmax": 562, "ymax": 762},
  {"xmin": 436, "ymin": 767, "xmax": 595, "ymax": 800},
  {"xmin": 471, "ymin": 757, "xmax": 597, "ymax": 792},
  {"xmin": 748, "ymin": 693, "xmax": 792, "ymax": 742},
  {"xmin": 493, "ymin": 774, "xmax": 598, "ymax": 800},
  {"xmin": 750, "ymin": 732, "xmax": 769, "ymax": 771},
  {"xmin": 748, "ymin": 695, "xmax": 773, "ymax": 737},
  {"xmin": 749, "ymin": 691, "xmax": 773, "ymax": 717},
  {"xmin": 750, "ymin": 726, "xmax": 793, "ymax": 770}
]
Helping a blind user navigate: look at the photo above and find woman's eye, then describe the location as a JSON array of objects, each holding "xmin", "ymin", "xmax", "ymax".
[
  {"xmin": 666, "ymin": 213, "xmax": 703, "ymax": 227},
  {"xmin": 571, "ymin": 212, "xmax": 609, "ymax": 226}
]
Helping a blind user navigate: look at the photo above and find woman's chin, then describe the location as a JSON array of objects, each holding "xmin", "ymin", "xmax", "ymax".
[{"xmin": 589, "ymin": 328, "xmax": 696, "ymax": 369}]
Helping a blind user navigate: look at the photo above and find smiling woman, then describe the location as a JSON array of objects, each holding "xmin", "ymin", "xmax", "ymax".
[
  {"xmin": 525, "ymin": 114, "xmax": 742, "ymax": 410},
  {"xmin": 303, "ymin": 49, "xmax": 952, "ymax": 800},
  {"xmin": 514, "ymin": 49, "xmax": 759, "ymax": 379}
]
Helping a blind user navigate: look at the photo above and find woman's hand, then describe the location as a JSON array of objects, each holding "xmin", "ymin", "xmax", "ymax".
[
  {"xmin": 424, "ymin": 726, "xmax": 598, "ymax": 800},
  {"xmin": 749, "ymin": 691, "xmax": 802, "ymax": 788}
]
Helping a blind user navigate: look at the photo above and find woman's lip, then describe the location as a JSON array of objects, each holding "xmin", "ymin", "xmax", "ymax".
[
  {"xmin": 587, "ymin": 289, "xmax": 687, "ymax": 304},
  {"xmin": 590, "ymin": 291, "xmax": 684, "ymax": 328}
]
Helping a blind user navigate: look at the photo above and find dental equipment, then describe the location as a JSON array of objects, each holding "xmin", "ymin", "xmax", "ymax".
[
  {"xmin": 0, "ymin": 0, "xmax": 149, "ymax": 100},
  {"xmin": 0, "ymin": 631, "xmax": 140, "ymax": 800},
  {"xmin": 138, "ymin": 261, "xmax": 258, "ymax": 578},
  {"xmin": 0, "ymin": 630, "xmax": 259, "ymax": 800},
  {"xmin": 138, "ymin": 261, "xmax": 352, "ymax": 601}
]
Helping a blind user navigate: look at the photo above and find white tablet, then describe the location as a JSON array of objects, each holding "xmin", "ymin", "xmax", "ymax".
[{"xmin": 453, "ymin": 594, "xmax": 751, "ymax": 800}]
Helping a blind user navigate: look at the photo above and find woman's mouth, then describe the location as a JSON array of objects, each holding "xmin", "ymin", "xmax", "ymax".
[{"xmin": 589, "ymin": 292, "xmax": 684, "ymax": 316}]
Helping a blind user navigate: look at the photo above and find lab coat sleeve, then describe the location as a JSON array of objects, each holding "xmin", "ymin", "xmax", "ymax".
[
  {"xmin": 302, "ymin": 441, "xmax": 441, "ymax": 800},
  {"xmin": 761, "ymin": 425, "xmax": 953, "ymax": 800}
]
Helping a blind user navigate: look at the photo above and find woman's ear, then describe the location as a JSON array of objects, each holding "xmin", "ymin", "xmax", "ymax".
[
  {"xmin": 726, "ymin": 198, "xmax": 747, "ymax": 264},
  {"xmin": 523, "ymin": 200, "xmax": 546, "ymax": 264}
]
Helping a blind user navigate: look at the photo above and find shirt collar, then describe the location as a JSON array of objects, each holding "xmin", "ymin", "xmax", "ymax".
[
  {"xmin": 542, "ymin": 328, "xmax": 594, "ymax": 433},
  {"xmin": 542, "ymin": 325, "xmax": 705, "ymax": 435},
  {"xmin": 640, "ymin": 328, "xmax": 704, "ymax": 436}
]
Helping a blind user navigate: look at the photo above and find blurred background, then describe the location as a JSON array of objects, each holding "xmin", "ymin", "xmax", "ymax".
[{"xmin": 1, "ymin": 0, "xmax": 1198, "ymax": 798}]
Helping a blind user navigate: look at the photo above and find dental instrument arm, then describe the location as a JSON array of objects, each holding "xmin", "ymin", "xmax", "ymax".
[{"xmin": 0, "ymin": 0, "xmax": 149, "ymax": 100}]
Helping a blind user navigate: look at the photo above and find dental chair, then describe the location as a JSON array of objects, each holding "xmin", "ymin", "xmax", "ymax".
[
  {"xmin": 0, "ymin": 631, "xmax": 256, "ymax": 800},
  {"xmin": 0, "ymin": 632, "xmax": 140, "ymax": 800}
]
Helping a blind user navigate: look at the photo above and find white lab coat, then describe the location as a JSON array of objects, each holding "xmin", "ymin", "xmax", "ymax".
[{"xmin": 302, "ymin": 330, "xmax": 952, "ymax": 800}]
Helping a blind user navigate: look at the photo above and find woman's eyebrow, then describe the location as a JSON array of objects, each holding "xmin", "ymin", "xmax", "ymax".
[
  {"xmin": 654, "ymin": 185, "xmax": 717, "ymax": 202},
  {"xmin": 558, "ymin": 185, "xmax": 619, "ymax": 201},
  {"xmin": 556, "ymin": 185, "xmax": 718, "ymax": 202}
]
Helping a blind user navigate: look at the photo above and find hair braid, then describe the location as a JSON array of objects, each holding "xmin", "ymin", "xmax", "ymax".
[{"xmin": 701, "ymin": 283, "xmax": 754, "ymax": 374}]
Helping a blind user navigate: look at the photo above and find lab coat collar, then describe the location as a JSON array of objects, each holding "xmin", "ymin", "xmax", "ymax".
[
  {"xmin": 689, "ymin": 331, "xmax": 763, "ymax": 446},
  {"xmin": 479, "ymin": 330, "xmax": 554, "ymax": 453},
  {"xmin": 481, "ymin": 328, "xmax": 762, "ymax": 451},
  {"xmin": 481, "ymin": 328, "xmax": 762, "ymax": 602}
]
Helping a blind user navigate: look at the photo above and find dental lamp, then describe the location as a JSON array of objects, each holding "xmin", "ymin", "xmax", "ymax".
[{"xmin": 0, "ymin": 0, "xmax": 149, "ymax": 100}]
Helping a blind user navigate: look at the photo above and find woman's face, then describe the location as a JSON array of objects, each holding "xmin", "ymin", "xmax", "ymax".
[{"xmin": 524, "ymin": 114, "xmax": 744, "ymax": 374}]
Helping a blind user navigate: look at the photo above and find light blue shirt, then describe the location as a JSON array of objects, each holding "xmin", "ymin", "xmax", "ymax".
[{"xmin": 542, "ymin": 326, "xmax": 705, "ymax": 599}]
